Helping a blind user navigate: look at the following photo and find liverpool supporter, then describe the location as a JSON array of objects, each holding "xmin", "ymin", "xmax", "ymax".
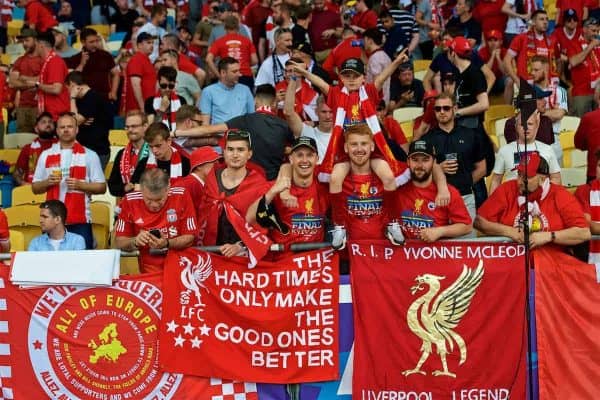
[
  {"xmin": 178, "ymin": 146, "xmax": 221, "ymax": 219},
  {"xmin": 380, "ymin": 0, "xmax": 420, "ymax": 56},
  {"xmin": 376, "ymin": 100, "xmax": 409, "ymax": 159},
  {"xmin": 553, "ymin": 9, "xmax": 581, "ymax": 58},
  {"xmin": 556, "ymin": 0, "xmax": 588, "ymax": 26},
  {"xmin": 19, "ymin": 0, "xmax": 57, "ymax": 33},
  {"xmin": 66, "ymin": 28, "xmax": 119, "ymax": 101},
  {"xmin": 9, "ymin": 28, "xmax": 43, "ymax": 133},
  {"xmin": 255, "ymin": 27, "xmax": 292, "ymax": 87},
  {"xmin": 276, "ymin": 59, "xmax": 318, "ymax": 121},
  {"xmin": 445, "ymin": 0, "xmax": 482, "ymax": 47},
  {"xmin": 52, "ymin": 25, "xmax": 78, "ymax": 59},
  {"xmin": 574, "ymin": 107, "xmax": 600, "ymax": 181},
  {"xmin": 574, "ymin": 150, "xmax": 600, "ymax": 262},
  {"xmin": 567, "ymin": 17, "xmax": 600, "ymax": 117},
  {"xmin": 124, "ymin": 32, "xmax": 157, "ymax": 113},
  {"xmin": 490, "ymin": 109, "xmax": 561, "ymax": 194},
  {"xmin": 32, "ymin": 112, "xmax": 107, "ymax": 249},
  {"xmin": 114, "ymin": 168, "xmax": 197, "ymax": 273},
  {"xmin": 478, "ymin": 30, "xmax": 511, "ymax": 103},
  {"xmin": 158, "ymin": 49, "xmax": 201, "ymax": 106},
  {"xmin": 206, "ymin": 15, "xmax": 258, "ymax": 89},
  {"xmin": 34, "ymin": 31, "xmax": 70, "ymax": 120},
  {"xmin": 159, "ymin": 33, "xmax": 207, "ymax": 87},
  {"xmin": 389, "ymin": 62, "xmax": 425, "ymax": 110},
  {"xmin": 137, "ymin": 4, "xmax": 167, "ymax": 63},
  {"xmin": 267, "ymin": 3, "xmax": 294, "ymax": 50},
  {"xmin": 28, "ymin": 200, "xmax": 85, "ymax": 251},
  {"xmin": 244, "ymin": 0, "xmax": 271, "ymax": 57},
  {"xmin": 199, "ymin": 130, "xmax": 270, "ymax": 256},
  {"xmin": 291, "ymin": 42, "xmax": 331, "ymax": 88},
  {"xmin": 13, "ymin": 112, "xmax": 56, "ymax": 186},
  {"xmin": 174, "ymin": 105, "xmax": 219, "ymax": 151},
  {"xmin": 501, "ymin": 0, "xmax": 535, "ymax": 47},
  {"xmin": 0, "ymin": 208, "xmax": 8, "ymax": 252},
  {"xmin": 108, "ymin": 110, "xmax": 151, "ymax": 197},
  {"xmin": 209, "ymin": 3, "xmax": 252, "ymax": 46},
  {"xmin": 291, "ymin": 4, "xmax": 311, "ymax": 45},
  {"xmin": 475, "ymin": 153, "xmax": 590, "ymax": 248},
  {"xmin": 394, "ymin": 140, "xmax": 472, "ymax": 242},
  {"xmin": 143, "ymin": 66, "xmax": 186, "ymax": 130},
  {"xmin": 309, "ymin": 0, "xmax": 343, "ymax": 62},
  {"xmin": 349, "ymin": 0, "xmax": 378, "ymax": 34},
  {"xmin": 322, "ymin": 27, "xmax": 362, "ymax": 80},
  {"xmin": 247, "ymin": 136, "xmax": 327, "ymax": 251},
  {"xmin": 145, "ymin": 122, "xmax": 190, "ymax": 182},
  {"xmin": 66, "ymin": 71, "xmax": 111, "ymax": 170},
  {"xmin": 363, "ymin": 28, "xmax": 392, "ymax": 104}
]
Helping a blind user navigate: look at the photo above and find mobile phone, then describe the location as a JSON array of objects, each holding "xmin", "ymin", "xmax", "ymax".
[{"xmin": 149, "ymin": 229, "xmax": 161, "ymax": 238}]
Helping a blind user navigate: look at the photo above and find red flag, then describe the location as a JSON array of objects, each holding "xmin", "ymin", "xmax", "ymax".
[
  {"xmin": 159, "ymin": 248, "xmax": 339, "ymax": 383},
  {"xmin": 223, "ymin": 202, "xmax": 272, "ymax": 268},
  {"xmin": 534, "ymin": 248, "xmax": 600, "ymax": 399},
  {"xmin": 349, "ymin": 241, "xmax": 527, "ymax": 399}
]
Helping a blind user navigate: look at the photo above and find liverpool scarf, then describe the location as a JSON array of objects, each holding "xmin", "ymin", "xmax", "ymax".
[
  {"xmin": 44, "ymin": 142, "xmax": 87, "ymax": 224},
  {"xmin": 318, "ymin": 85, "xmax": 408, "ymax": 186},
  {"xmin": 145, "ymin": 146, "xmax": 183, "ymax": 184},
  {"xmin": 119, "ymin": 142, "xmax": 151, "ymax": 184},
  {"xmin": 152, "ymin": 91, "xmax": 182, "ymax": 132},
  {"xmin": 27, "ymin": 138, "xmax": 57, "ymax": 182},
  {"xmin": 588, "ymin": 180, "xmax": 600, "ymax": 263}
]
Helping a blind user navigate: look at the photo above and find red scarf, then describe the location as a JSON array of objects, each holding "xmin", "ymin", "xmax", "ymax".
[
  {"xmin": 275, "ymin": 80, "xmax": 319, "ymax": 121},
  {"xmin": 27, "ymin": 138, "xmax": 57, "ymax": 182},
  {"xmin": 318, "ymin": 85, "xmax": 408, "ymax": 186},
  {"xmin": 119, "ymin": 141, "xmax": 151, "ymax": 184},
  {"xmin": 145, "ymin": 146, "xmax": 183, "ymax": 184},
  {"xmin": 152, "ymin": 91, "xmax": 182, "ymax": 132},
  {"xmin": 44, "ymin": 142, "xmax": 87, "ymax": 224},
  {"xmin": 588, "ymin": 180, "xmax": 600, "ymax": 262}
]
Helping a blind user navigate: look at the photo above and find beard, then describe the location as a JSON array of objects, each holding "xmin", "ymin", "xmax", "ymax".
[
  {"xmin": 38, "ymin": 131, "xmax": 55, "ymax": 140},
  {"xmin": 410, "ymin": 168, "xmax": 431, "ymax": 183}
]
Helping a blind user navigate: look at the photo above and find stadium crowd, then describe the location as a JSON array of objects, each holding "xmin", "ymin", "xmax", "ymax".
[{"xmin": 0, "ymin": 0, "xmax": 598, "ymax": 272}]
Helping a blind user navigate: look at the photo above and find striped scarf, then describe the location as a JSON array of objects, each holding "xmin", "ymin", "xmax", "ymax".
[
  {"xmin": 146, "ymin": 146, "xmax": 183, "ymax": 184},
  {"xmin": 152, "ymin": 91, "xmax": 182, "ymax": 132},
  {"xmin": 120, "ymin": 142, "xmax": 151, "ymax": 184},
  {"xmin": 588, "ymin": 180, "xmax": 600, "ymax": 263},
  {"xmin": 45, "ymin": 142, "xmax": 87, "ymax": 224},
  {"xmin": 318, "ymin": 85, "xmax": 409, "ymax": 186}
]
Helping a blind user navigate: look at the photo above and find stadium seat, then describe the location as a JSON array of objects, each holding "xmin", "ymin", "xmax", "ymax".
[
  {"xmin": 569, "ymin": 149, "xmax": 587, "ymax": 168},
  {"xmin": 12, "ymin": 185, "xmax": 46, "ymax": 206},
  {"xmin": 5, "ymin": 43, "xmax": 24, "ymax": 56},
  {"xmin": 560, "ymin": 116, "xmax": 580, "ymax": 132},
  {"xmin": 1, "ymin": 108, "xmax": 6, "ymax": 136},
  {"xmin": 414, "ymin": 70, "xmax": 426, "ymax": 81},
  {"xmin": 0, "ymin": 149, "xmax": 21, "ymax": 165},
  {"xmin": 561, "ymin": 168, "xmax": 586, "ymax": 188},
  {"xmin": 484, "ymin": 105, "xmax": 514, "ymax": 135},
  {"xmin": 108, "ymin": 31, "xmax": 127, "ymax": 42},
  {"xmin": 4, "ymin": 133, "xmax": 37, "ymax": 149},
  {"xmin": 120, "ymin": 256, "xmax": 140, "ymax": 275},
  {"xmin": 0, "ymin": 53, "xmax": 11, "ymax": 66},
  {"xmin": 493, "ymin": 117, "xmax": 508, "ymax": 140},
  {"xmin": 104, "ymin": 161, "xmax": 113, "ymax": 179},
  {"xmin": 12, "ymin": 7, "xmax": 25, "ymax": 21},
  {"xmin": 86, "ymin": 24, "xmax": 110, "ymax": 38},
  {"xmin": 91, "ymin": 193, "xmax": 116, "ymax": 229},
  {"xmin": 91, "ymin": 201, "xmax": 111, "ymax": 249},
  {"xmin": 7, "ymin": 20, "xmax": 24, "ymax": 38},
  {"xmin": 400, "ymin": 121, "xmax": 413, "ymax": 141},
  {"xmin": 559, "ymin": 130, "xmax": 575, "ymax": 150},
  {"xmin": 9, "ymin": 229, "xmax": 24, "ymax": 252},
  {"xmin": 413, "ymin": 59, "xmax": 432, "ymax": 72},
  {"xmin": 110, "ymin": 145, "xmax": 123, "ymax": 162},
  {"xmin": 109, "ymin": 130, "xmax": 128, "ymax": 146},
  {"xmin": 393, "ymin": 107, "xmax": 423, "ymax": 124},
  {"xmin": 4, "ymin": 205, "xmax": 41, "ymax": 249}
]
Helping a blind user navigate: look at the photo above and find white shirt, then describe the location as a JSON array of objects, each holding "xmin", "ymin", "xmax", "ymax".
[
  {"xmin": 255, "ymin": 53, "xmax": 290, "ymax": 87},
  {"xmin": 492, "ymin": 140, "xmax": 561, "ymax": 181},
  {"xmin": 301, "ymin": 124, "xmax": 331, "ymax": 164},
  {"xmin": 137, "ymin": 22, "xmax": 167, "ymax": 63},
  {"xmin": 505, "ymin": 0, "xmax": 528, "ymax": 35}
]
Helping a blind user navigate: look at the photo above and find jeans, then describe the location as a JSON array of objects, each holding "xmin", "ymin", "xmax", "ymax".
[{"xmin": 66, "ymin": 223, "xmax": 94, "ymax": 249}]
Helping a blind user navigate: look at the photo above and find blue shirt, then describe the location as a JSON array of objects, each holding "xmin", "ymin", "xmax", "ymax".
[
  {"xmin": 28, "ymin": 231, "xmax": 86, "ymax": 251},
  {"xmin": 199, "ymin": 82, "xmax": 254, "ymax": 124}
]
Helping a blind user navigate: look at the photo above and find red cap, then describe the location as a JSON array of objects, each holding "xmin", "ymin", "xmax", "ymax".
[
  {"xmin": 190, "ymin": 147, "xmax": 221, "ymax": 171},
  {"xmin": 485, "ymin": 29, "xmax": 503, "ymax": 40},
  {"xmin": 449, "ymin": 36, "xmax": 472, "ymax": 57},
  {"xmin": 423, "ymin": 89, "xmax": 439, "ymax": 105},
  {"xmin": 512, "ymin": 151, "xmax": 541, "ymax": 178}
]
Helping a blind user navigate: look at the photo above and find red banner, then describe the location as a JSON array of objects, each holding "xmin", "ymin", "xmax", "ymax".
[
  {"xmin": 349, "ymin": 241, "xmax": 527, "ymax": 399},
  {"xmin": 159, "ymin": 248, "xmax": 339, "ymax": 383},
  {"xmin": 535, "ymin": 248, "xmax": 600, "ymax": 400},
  {"xmin": 0, "ymin": 264, "xmax": 254, "ymax": 399}
]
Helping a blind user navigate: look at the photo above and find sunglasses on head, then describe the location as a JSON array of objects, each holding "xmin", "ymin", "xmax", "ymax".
[
  {"xmin": 226, "ymin": 129, "xmax": 252, "ymax": 145},
  {"xmin": 434, "ymin": 105, "xmax": 452, "ymax": 112},
  {"xmin": 159, "ymin": 82, "xmax": 176, "ymax": 89}
]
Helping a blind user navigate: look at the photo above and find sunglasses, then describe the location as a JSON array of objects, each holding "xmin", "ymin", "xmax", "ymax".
[
  {"xmin": 226, "ymin": 129, "xmax": 252, "ymax": 145},
  {"xmin": 434, "ymin": 105, "xmax": 453, "ymax": 112},
  {"xmin": 159, "ymin": 82, "xmax": 176, "ymax": 89}
]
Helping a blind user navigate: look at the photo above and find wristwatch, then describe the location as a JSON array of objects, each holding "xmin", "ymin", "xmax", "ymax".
[
  {"xmin": 550, "ymin": 231, "xmax": 556, "ymax": 242},
  {"xmin": 455, "ymin": 111, "xmax": 462, "ymax": 119}
]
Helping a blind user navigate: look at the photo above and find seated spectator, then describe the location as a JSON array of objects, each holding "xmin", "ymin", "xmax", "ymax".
[
  {"xmin": 173, "ymin": 105, "xmax": 219, "ymax": 152},
  {"xmin": 145, "ymin": 122, "xmax": 191, "ymax": 182},
  {"xmin": 144, "ymin": 66, "xmax": 187, "ymax": 131},
  {"xmin": 478, "ymin": 30, "xmax": 511, "ymax": 104},
  {"xmin": 377, "ymin": 100, "xmax": 408, "ymax": 159},
  {"xmin": 114, "ymin": 169, "xmax": 197, "ymax": 273},
  {"xmin": 28, "ymin": 200, "xmax": 86, "ymax": 251},
  {"xmin": 159, "ymin": 33, "xmax": 207, "ymax": 86},
  {"xmin": 475, "ymin": 153, "xmax": 590, "ymax": 248},
  {"xmin": 445, "ymin": 0, "xmax": 482, "ymax": 47},
  {"xmin": 389, "ymin": 62, "xmax": 425, "ymax": 110},
  {"xmin": 110, "ymin": 0, "xmax": 139, "ymax": 42},
  {"xmin": 13, "ymin": 112, "xmax": 57, "ymax": 186}
]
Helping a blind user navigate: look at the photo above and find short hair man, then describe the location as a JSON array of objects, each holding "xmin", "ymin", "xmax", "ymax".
[
  {"xmin": 52, "ymin": 25, "xmax": 78, "ymax": 58},
  {"xmin": 445, "ymin": 0, "xmax": 482, "ymax": 47},
  {"xmin": 144, "ymin": 122, "xmax": 191, "ymax": 182},
  {"xmin": 114, "ymin": 168, "xmax": 197, "ymax": 273},
  {"xmin": 32, "ymin": 112, "xmax": 107, "ymax": 249},
  {"xmin": 173, "ymin": 105, "xmax": 219, "ymax": 151},
  {"xmin": 143, "ymin": 66, "xmax": 187, "ymax": 131},
  {"xmin": 13, "ymin": 112, "xmax": 56, "ymax": 186},
  {"xmin": 394, "ymin": 140, "xmax": 473, "ymax": 242},
  {"xmin": 255, "ymin": 27, "xmax": 292, "ymax": 87},
  {"xmin": 34, "ymin": 31, "xmax": 70, "ymax": 120},
  {"xmin": 137, "ymin": 4, "xmax": 167, "ymax": 62},
  {"xmin": 124, "ymin": 32, "xmax": 157, "ymax": 112},
  {"xmin": 389, "ymin": 62, "xmax": 425, "ymax": 110},
  {"xmin": 28, "ymin": 200, "xmax": 86, "ymax": 251},
  {"xmin": 158, "ymin": 49, "xmax": 201, "ymax": 105},
  {"xmin": 159, "ymin": 33, "xmax": 207, "ymax": 86}
]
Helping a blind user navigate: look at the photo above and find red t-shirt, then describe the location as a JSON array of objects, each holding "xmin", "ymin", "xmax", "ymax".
[
  {"xmin": 552, "ymin": 26, "xmax": 582, "ymax": 55},
  {"xmin": 509, "ymin": 32, "xmax": 559, "ymax": 81},
  {"xmin": 556, "ymin": 0, "xmax": 586, "ymax": 25},
  {"xmin": 341, "ymin": 173, "xmax": 387, "ymax": 240},
  {"xmin": 270, "ymin": 180, "xmax": 328, "ymax": 247},
  {"xmin": 244, "ymin": 3, "xmax": 272, "ymax": 47},
  {"xmin": 209, "ymin": 33, "xmax": 257, "ymax": 77},
  {"xmin": 322, "ymin": 37, "xmax": 362, "ymax": 78},
  {"xmin": 566, "ymin": 35, "xmax": 600, "ymax": 96},
  {"xmin": 574, "ymin": 183, "xmax": 592, "ymax": 214},
  {"xmin": 326, "ymin": 83, "xmax": 380, "ymax": 122},
  {"xmin": 115, "ymin": 187, "xmax": 198, "ymax": 273},
  {"xmin": 478, "ymin": 180, "xmax": 588, "ymax": 231},
  {"xmin": 178, "ymin": 173, "xmax": 206, "ymax": 220},
  {"xmin": 12, "ymin": 55, "xmax": 43, "ymax": 108},
  {"xmin": 25, "ymin": 1, "xmax": 57, "ymax": 32},
  {"xmin": 472, "ymin": 0, "xmax": 507, "ymax": 33},
  {"xmin": 40, "ymin": 53, "xmax": 70, "ymax": 120},
  {"xmin": 478, "ymin": 46, "xmax": 507, "ymax": 79},
  {"xmin": 350, "ymin": 10, "xmax": 378, "ymax": 31},
  {"xmin": 178, "ymin": 53, "xmax": 200, "ymax": 78},
  {"xmin": 574, "ymin": 109, "xmax": 600, "ymax": 177},
  {"xmin": 394, "ymin": 181, "xmax": 471, "ymax": 240},
  {"xmin": 125, "ymin": 52, "xmax": 156, "ymax": 112},
  {"xmin": 309, "ymin": 9, "xmax": 343, "ymax": 52},
  {"xmin": 383, "ymin": 116, "xmax": 407, "ymax": 145},
  {"xmin": 16, "ymin": 138, "xmax": 57, "ymax": 183},
  {"xmin": 275, "ymin": 79, "xmax": 319, "ymax": 120}
]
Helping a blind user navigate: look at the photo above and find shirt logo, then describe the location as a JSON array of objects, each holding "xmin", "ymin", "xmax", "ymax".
[
  {"xmin": 135, "ymin": 218, "xmax": 144, "ymax": 225},
  {"xmin": 167, "ymin": 209, "xmax": 177, "ymax": 223}
]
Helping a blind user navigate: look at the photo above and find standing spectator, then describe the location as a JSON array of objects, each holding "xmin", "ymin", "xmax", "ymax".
[
  {"xmin": 114, "ymin": 168, "xmax": 197, "ymax": 273},
  {"xmin": 108, "ymin": 110, "xmax": 151, "ymax": 197},
  {"xmin": 32, "ymin": 112, "xmax": 107, "ymax": 249},
  {"xmin": 124, "ymin": 32, "xmax": 157, "ymax": 113},
  {"xmin": 380, "ymin": 11, "xmax": 412, "ymax": 60},
  {"xmin": 478, "ymin": 30, "xmax": 510, "ymax": 103},
  {"xmin": 199, "ymin": 57, "xmax": 254, "ymax": 125},
  {"xmin": 389, "ymin": 62, "xmax": 425, "ymax": 110},
  {"xmin": 552, "ymin": 9, "xmax": 581, "ymax": 57},
  {"xmin": 178, "ymin": 146, "xmax": 221, "ymax": 221},
  {"xmin": 291, "ymin": 4, "xmax": 312, "ymax": 45},
  {"xmin": 208, "ymin": 3, "xmax": 251, "ymax": 46},
  {"xmin": 322, "ymin": 27, "xmax": 362, "ymax": 80},
  {"xmin": 137, "ymin": 4, "xmax": 167, "ymax": 63},
  {"xmin": 446, "ymin": 0, "xmax": 482, "ymax": 47},
  {"xmin": 35, "ymin": 32, "xmax": 70, "ymax": 120},
  {"xmin": 255, "ymin": 27, "xmax": 292, "ymax": 87},
  {"xmin": 13, "ymin": 112, "xmax": 57, "ymax": 186},
  {"xmin": 110, "ymin": 0, "xmax": 139, "ymax": 43},
  {"xmin": 415, "ymin": 0, "xmax": 443, "ymax": 60},
  {"xmin": 67, "ymin": 28, "xmax": 119, "ymax": 102},
  {"xmin": 9, "ymin": 28, "xmax": 43, "ymax": 132},
  {"xmin": 19, "ymin": 0, "xmax": 57, "ymax": 32},
  {"xmin": 567, "ymin": 17, "xmax": 600, "ymax": 117},
  {"xmin": 364, "ymin": 28, "xmax": 392, "ymax": 103},
  {"xmin": 145, "ymin": 122, "xmax": 191, "ymax": 182},
  {"xmin": 556, "ymin": 0, "xmax": 588, "ymax": 26},
  {"xmin": 66, "ymin": 71, "xmax": 111, "ymax": 170},
  {"xmin": 575, "ymin": 107, "xmax": 600, "ymax": 181},
  {"xmin": 267, "ymin": 3, "xmax": 294, "ymax": 50},
  {"xmin": 276, "ymin": 59, "xmax": 318, "ymax": 121},
  {"xmin": 244, "ymin": 0, "xmax": 271, "ymax": 57},
  {"xmin": 472, "ymin": 0, "xmax": 507, "ymax": 36},
  {"xmin": 192, "ymin": 0, "xmax": 220, "ymax": 60},
  {"xmin": 28, "ymin": 200, "xmax": 86, "ymax": 251},
  {"xmin": 206, "ymin": 15, "xmax": 258, "ymax": 89},
  {"xmin": 52, "ymin": 25, "xmax": 78, "ymax": 58},
  {"xmin": 308, "ymin": 0, "xmax": 342, "ymax": 62},
  {"xmin": 160, "ymin": 33, "xmax": 207, "ymax": 87},
  {"xmin": 144, "ymin": 66, "xmax": 187, "ymax": 131},
  {"xmin": 349, "ymin": 0, "xmax": 378, "ymax": 35},
  {"xmin": 501, "ymin": 0, "xmax": 534, "ymax": 46},
  {"xmin": 158, "ymin": 49, "xmax": 201, "ymax": 106},
  {"xmin": 380, "ymin": 0, "xmax": 420, "ymax": 55}
]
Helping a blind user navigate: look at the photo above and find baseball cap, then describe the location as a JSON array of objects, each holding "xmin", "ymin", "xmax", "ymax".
[
  {"xmin": 291, "ymin": 136, "xmax": 318, "ymax": 153},
  {"xmin": 408, "ymin": 140, "xmax": 436, "ymax": 157},
  {"xmin": 533, "ymin": 85, "xmax": 552, "ymax": 99},
  {"xmin": 52, "ymin": 25, "xmax": 69, "ymax": 37},
  {"xmin": 17, "ymin": 28, "xmax": 38, "ymax": 39},
  {"xmin": 563, "ymin": 8, "xmax": 578, "ymax": 21},
  {"xmin": 398, "ymin": 62, "xmax": 414, "ymax": 71},
  {"xmin": 583, "ymin": 17, "xmax": 599, "ymax": 27},
  {"xmin": 485, "ymin": 29, "xmax": 502, "ymax": 40},
  {"xmin": 136, "ymin": 32, "xmax": 156, "ymax": 43},
  {"xmin": 292, "ymin": 42, "xmax": 313, "ymax": 56},
  {"xmin": 449, "ymin": 36, "xmax": 472, "ymax": 57},
  {"xmin": 189, "ymin": 147, "xmax": 221, "ymax": 171},
  {"xmin": 340, "ymin": 58, "xmax": 365, "ymax": 75},
  {"xmin": 512, "ymin": 152, "xmax": 549, "ymax": 177}
]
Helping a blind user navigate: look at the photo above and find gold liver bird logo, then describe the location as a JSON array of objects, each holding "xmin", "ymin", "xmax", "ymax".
[
  {"xmin": 359, "ymin": 182, "xmax": 370, "ymax": 197},
  {"xmin": 414, "ymin": 199, "xmax": 424, "ymax": 214},
  {"xmin": 305, "ymin": 198, "xmax": 314, "ymax": 215},
  {"xmin": 402, "ymin": 260, "xmax": 484, "ymax": 378}
]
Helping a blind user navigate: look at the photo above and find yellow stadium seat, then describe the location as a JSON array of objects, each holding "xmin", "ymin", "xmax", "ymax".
[
  {"xmin": 1, "ymin": 108, "xmax": 6, "ymax": 136},
  {"xmin": 91, "ymin": 192, "xmax": 116, "ymax": 228},
  {"xmin": 91, "ymin": 201, "xmax": 111, "ymax": 249},
  {"xmin": 12, "ymin": 185, "xmax": 46, "ymax": 206},
  {"xmin": 560, "ymin": 116, "xmax": 580, "ymax": 132},
  {"xmin": 86, "ymin": 24, "xmax": 111, "ymax": 38},
  {"xmin": 413, "ymin": 59, "xmax": 432, "ymax": 72},
  {"xmin": 559, "ymin": 130, "xmax": 575, "ymax": 150},
  {"xmin": 7, "ymin": 20, "xmax": 24, "ymax": 38},
  {"xmin": 488, "ymin": 134, "xmax": 499, "ymax": 151},
  {"xmin": 0, "ymin": 149, "xmax": 21, "ymax": 165},
  {"xmin": 9, "ymin": 229, "xmax": 24, "ymax": 252},
  {"xmin": 0, "ymin": 54, "xmax": 11, "ymax": 66},
  {"xmin": 104, "ymin": 161, "xmax": 113, "ymax": 179},
  {"xmin": 400, "ymin": 121, "xmax": 414, "ymax": 141},
  {"xmin": 484, "ymin": 105, "xmax": 515, "ymax": 134},
  {"xmin": 4, "ymin": 133, "xmax": 37, "ymax": 149},
  {"xmin": 393, "ymin": 107, "xmax": 423, "ymax": 124},
  {"xmin": 73, "ymin": 41, "xmax": 82, "ymax": 50},
  {"xmin": 109, "ymin": 130, "xmax": 128, "ymax": 146},
  {"xmin": 120, "ymin": 256, "xmax": 140, "ymax": 275},
  {"xmin": 561, "ymin": 167, "xmax": 586, "ymax": 188},
  {"xmin": 4, "ymin": 205, "xmax": 41, "ymax": 249},
  {"xmin": 494, "ymin": 117, "xmax": 508, "ymax": 140}
]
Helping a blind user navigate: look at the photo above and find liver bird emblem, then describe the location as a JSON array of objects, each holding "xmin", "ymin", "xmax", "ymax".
[
  {"xmin": 402, "ymin": 260, "xmax": 484, "ymax": 378},
  {"xmin": 180, "ymin": 254, "xmax": 213, "ymax": 307},
  {"xmin": 305, "ymin": 198, "xmax": 314, "ymax": 215}
]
